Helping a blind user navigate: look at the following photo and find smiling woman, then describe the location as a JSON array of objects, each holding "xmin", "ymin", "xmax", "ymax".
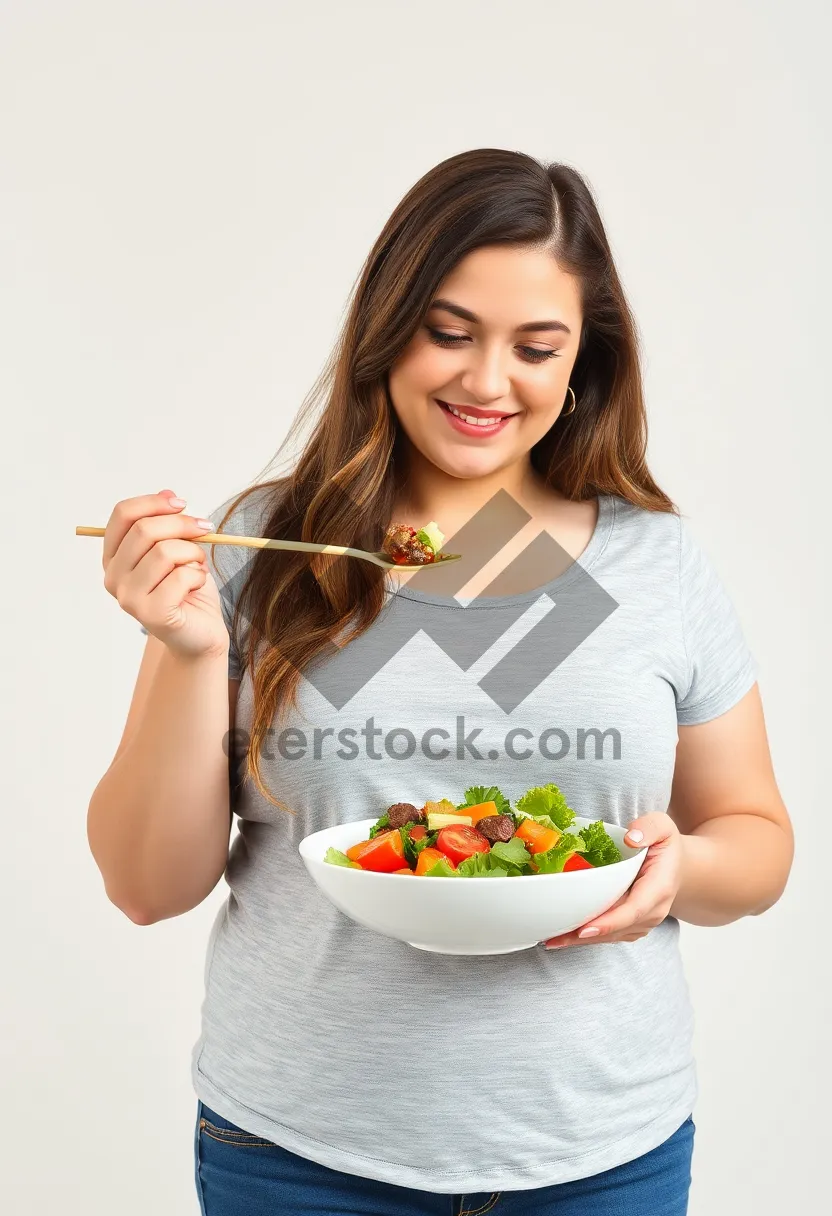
[
  {"xmin": 390, "ymin": 252, "xmax": 581, "ymax": 457},
  {"xmin": 85, "ymin": 146, "xmax": 792, "ymax": 1216}
]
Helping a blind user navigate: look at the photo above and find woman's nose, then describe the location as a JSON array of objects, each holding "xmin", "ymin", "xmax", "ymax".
[{"xmin": 458, "ymin": 345, "xmax": 512, "ymax": 402}]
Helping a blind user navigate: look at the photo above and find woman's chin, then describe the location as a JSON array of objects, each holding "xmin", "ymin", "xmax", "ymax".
[{"xmin": 419, "ymin": 438, "xmax": 515, "ymax": 480}]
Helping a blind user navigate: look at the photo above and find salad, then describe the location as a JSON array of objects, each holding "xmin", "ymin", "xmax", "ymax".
[
  {"xmin": 382, "ymin": 520, "xmax": 445, "ymax": 565},
  {"xmin": 323, "ymin": 783, "xmax": 623, "ymax": 877}
]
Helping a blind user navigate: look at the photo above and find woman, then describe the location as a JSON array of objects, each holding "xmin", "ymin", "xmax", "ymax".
[{"xmin": 87, "ymin": 149, "xmax": 794, "ymax": 1216}]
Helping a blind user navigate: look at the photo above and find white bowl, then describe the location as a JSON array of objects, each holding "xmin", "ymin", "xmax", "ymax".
[{"xmin": 298, "ymin": 816, "xmax": 647, "ymax": 955}]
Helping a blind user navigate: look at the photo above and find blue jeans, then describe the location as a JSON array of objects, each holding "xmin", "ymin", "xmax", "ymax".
[{"xmin": 194, "ymin": 1101, "xmax": 695, "ymax": 1215}]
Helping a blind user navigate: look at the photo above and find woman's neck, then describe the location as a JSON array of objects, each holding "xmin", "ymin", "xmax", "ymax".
[{"xmin": 389, "ymin": 454, "xmax": 561, "ymax": 537}]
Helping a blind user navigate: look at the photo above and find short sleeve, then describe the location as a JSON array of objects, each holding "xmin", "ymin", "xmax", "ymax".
[
  {"xmin": 138, "ymin": 491, "xmax": 267, "ymax": 682},
  {"xmin": 674, "ymin": 516, "xmax": 759, "ymax": 725}
]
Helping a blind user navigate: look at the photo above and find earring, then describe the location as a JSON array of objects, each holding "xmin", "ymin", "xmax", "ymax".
[{"xmin": 561, "ymin": 385, "xmax": 576, "ymax": 416}]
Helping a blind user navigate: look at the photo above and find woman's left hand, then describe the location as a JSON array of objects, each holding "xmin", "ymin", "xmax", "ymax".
[{"xmin": 541, "ymin": 813, "xmax": 684, "ymax": 948}]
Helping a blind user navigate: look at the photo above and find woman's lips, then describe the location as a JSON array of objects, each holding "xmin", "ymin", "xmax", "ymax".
[{"xmin": 435, "ymin": 399, "xmax": 516, "ymax": 437}]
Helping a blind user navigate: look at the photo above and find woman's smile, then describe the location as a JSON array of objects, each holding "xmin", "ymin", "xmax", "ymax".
[{"xmin": 434, "ymin": 397, "xmax": 518, "ymax": 437}]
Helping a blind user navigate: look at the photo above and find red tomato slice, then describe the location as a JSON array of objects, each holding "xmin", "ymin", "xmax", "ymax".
[
  {"xmin": 435, "ymin": 825, "xmax": 491, "ymax": 866},
  {"xmin": 409, "ymin": 825, "xmax": 427, "ymax": 840},
  {"xmin": 563, "ymin": 853, "xmax": 594, "ymax": 872}
]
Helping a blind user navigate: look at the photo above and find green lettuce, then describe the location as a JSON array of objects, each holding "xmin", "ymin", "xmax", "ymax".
[
  {"xmin": 324, "ymin": 847, "xmax": 361, "ymax": 869},
  {"xmin": 368, "ymin": 812, "xmax": 390, "ymax": 839},
  {"xmin": 531, "ymin": 833, "xmax": 587, "ymax": 874},
  {"xmin": 456, "ymin": 837, "xmax": 532, "ymax": 877},
  {"xmin": 489, "ymin": 837, "xmax": 534, "ymax": 872},
  {"xmin": 578, "ymin": 821, "xmax": 621, "ymax": 867},
  {"xmin": 515, "ymin": 783, "xmax": 576, "ymax": 832},
  {"xmin": 456, "ymin": 852, "xmax": 510, "ymax": 877}
]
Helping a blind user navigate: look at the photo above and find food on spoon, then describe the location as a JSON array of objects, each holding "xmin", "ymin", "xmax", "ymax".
[{"xmin": 382, "ymin": 520, "xmax": 446, "ymax": 565}]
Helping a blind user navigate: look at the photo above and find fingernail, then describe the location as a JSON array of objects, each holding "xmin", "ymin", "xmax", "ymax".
[
  {"xmin": 195, "ymin": 518, "xmax": 214, "ymax": 531},
  {"xmin": 578, "ymin": 927, "xmax": 601, "ymax": 938},
  {"xmin": 627, "ymin": 829, "xmax": 644, "ymax": 843},
  {"xmin": 168, "ymin": 497, "xmax": 186, "ymax": 509}
]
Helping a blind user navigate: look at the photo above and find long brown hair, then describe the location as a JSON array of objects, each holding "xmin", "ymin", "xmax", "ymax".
[{"xmin": 211, "ymin": 148, "xmax": 677, "ymax": 809}]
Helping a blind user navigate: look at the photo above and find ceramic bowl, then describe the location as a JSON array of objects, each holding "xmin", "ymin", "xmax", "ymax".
[{"xmin": 298, "ymin": 815, "xmax": 647, "ymax": 955}]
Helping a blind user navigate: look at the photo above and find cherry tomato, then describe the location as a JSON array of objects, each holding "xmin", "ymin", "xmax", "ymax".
[{"xmin": 435, "ymin": 825, "xmax": 491, "ymax": 866}]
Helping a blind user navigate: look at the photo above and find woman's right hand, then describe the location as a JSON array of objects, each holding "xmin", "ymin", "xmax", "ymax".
[{"xmin": 102, "ymin": 490, "xmax": 231, "ymax": 662}]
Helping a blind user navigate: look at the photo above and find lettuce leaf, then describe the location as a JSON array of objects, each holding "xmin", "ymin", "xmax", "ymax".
[
  {"xmin": 489, "ymin": 837, "xmax": 534, "ymax": 872},
  {"xmin": 515, "ymin": 783, "xmax": 576, "ymax": 832},
  {"xmin": 578, "ymin": 821, "xmax": 621, "ymax": 867},
  {"xmin": 368, "ymin": 812, "xmax": 390, "ymax": 839},
  {"xmin": 324, "ymin": 847, "xmax": 361, "ymax": 869},
  {"xmin": 456, "ymin": 837, "xmax": 532, "ymax": 877},
  {"xmin": 531, "ymin": 833, "xmax": 587, "ymax": 873}
]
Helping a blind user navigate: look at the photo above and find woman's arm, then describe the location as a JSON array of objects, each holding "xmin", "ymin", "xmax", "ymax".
[
  {"xmin": 87, "ymin": 633, "xmax": 240, "ymax": 925},
  {"xmin": 541, "ymin": 683, "xmax": 793, "ymax": 948},
  {"xmin": 667, "ymin": 682, "xmax": 794, "ymax": 926}
]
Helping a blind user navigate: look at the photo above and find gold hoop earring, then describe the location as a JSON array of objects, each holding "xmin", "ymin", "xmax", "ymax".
[{"xmin": 561, "ymin": 385, "xmax": 576, "ymax": 416}]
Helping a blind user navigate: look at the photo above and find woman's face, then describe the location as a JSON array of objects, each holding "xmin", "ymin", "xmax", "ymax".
[{"xmin": 387, "ymin": 244, "xmax": 583, "ymax": 482}]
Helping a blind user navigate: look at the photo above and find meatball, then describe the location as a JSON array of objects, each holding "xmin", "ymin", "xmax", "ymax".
[
  {"xmin": 476, "ymin": 814, "xmax": 515, "ymax": 844},
  {"xmin": 386, "ymin": 801, "xmax": 424, "ymax": 830},
  {"xmin": 381, "ymin": 523, "xmax": 437, "ymax": 566},
  {"xmin": 382, "ymin": 523, "xmax": 415, "ymax": 558}
]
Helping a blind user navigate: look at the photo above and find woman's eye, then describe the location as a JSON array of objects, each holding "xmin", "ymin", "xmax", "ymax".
[{"xmin": 426, "ymin": 326, "xmax": 559, "ymax": 364}]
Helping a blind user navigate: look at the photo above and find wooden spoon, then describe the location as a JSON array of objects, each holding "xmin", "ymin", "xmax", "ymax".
[{"xmin": 75, "ymin": 526, "xmax": 462, "ymax": 573}]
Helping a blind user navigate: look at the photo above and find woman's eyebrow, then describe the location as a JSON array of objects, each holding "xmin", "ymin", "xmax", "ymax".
[{"xmin": 429, "ymin": 297, "xmax": 571, "ymax": 336}]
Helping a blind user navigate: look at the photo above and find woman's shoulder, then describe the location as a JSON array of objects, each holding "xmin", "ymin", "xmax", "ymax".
[{"xmin": 599, "ymin": 492, "xmax": 681, "ymax": 569}]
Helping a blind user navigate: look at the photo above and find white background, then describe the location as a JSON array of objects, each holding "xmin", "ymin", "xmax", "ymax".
[{"xmin": 2, "ymin": 2, "xmax": 828, "ymax": 1212}]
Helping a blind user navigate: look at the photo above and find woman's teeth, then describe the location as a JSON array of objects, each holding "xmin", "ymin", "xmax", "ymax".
[{"xmin": 444, "ymin": 402, "xmax": 504, "ymax": 426}]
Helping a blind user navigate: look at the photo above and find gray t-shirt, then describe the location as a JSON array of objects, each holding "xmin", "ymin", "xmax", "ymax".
[{"xmin": 147, "ymin": 487, "xmax": 758, "ymax": 1192}]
